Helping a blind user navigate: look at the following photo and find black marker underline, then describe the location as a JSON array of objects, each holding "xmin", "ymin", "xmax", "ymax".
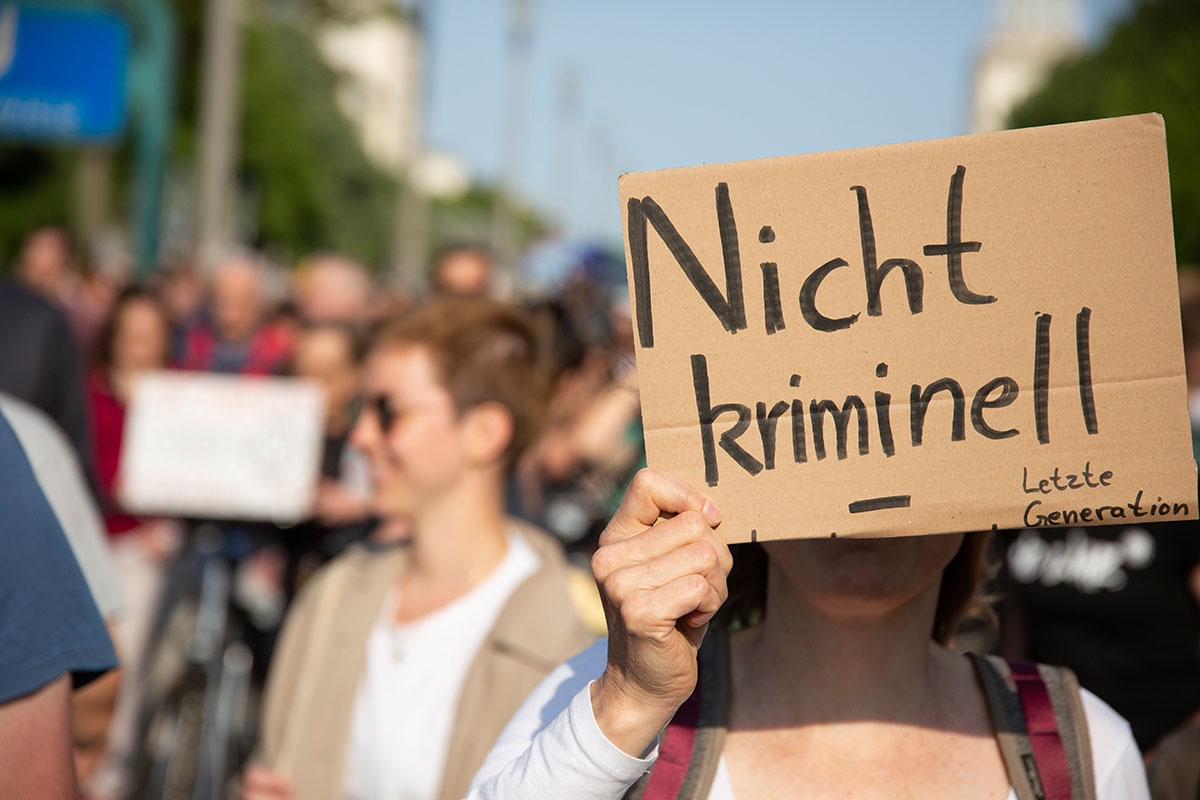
[{"xmin": 848, "ymin": 495, "xmax": 912, "ymax": 513}]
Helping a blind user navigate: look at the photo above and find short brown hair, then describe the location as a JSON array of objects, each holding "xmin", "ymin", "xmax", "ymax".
[
  {"xmin": 932, "ymin": 529, "xmax": 995, "ymax": 646},
  {"xmin": 91, "ymin": 284, "xmax": 170, "ymax": 372},
  {"xmin": 372, "ymin": 296, "xmax": 550, "ymax": 471}
]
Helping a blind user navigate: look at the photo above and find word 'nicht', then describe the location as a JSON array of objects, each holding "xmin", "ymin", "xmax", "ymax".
[{"xmin": 627, "ymin": 167, "xmax": 1098, "ymax": 487}]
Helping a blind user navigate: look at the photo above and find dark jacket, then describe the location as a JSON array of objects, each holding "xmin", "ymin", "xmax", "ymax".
[{"xmin": 0, "ymin": 281, "xmax": 90, "ymax": 472}]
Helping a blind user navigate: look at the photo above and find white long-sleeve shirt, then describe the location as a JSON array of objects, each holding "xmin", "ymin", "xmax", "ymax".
[{"xmin": 468, "ymin": 638, "xmax": 1150, "ymax": 800}]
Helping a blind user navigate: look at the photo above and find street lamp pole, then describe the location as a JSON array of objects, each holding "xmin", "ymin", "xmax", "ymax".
[
  {"xmin": 490, "ymin": 0, "xmax": 533, "ymax": 291},
  {"xmin": 195, "ymin": 0, "xmax": 242, "ymax": 274}
]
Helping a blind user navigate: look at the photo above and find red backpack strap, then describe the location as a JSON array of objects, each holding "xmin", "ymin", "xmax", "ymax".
[
  {"xmin": 626, "ymin": 628, "xmax": 730, "ymax": 800},
  {"xmin": 1009, "ymin": 660, "xmax": 1073, "ymax": 800},
  {"xmin": 969, "ymin": 653, "xmax": 1096, "ymax": 800},
  {"xmin": 638, "ymin": 677, "xmax": 703, "ymax": 799}
]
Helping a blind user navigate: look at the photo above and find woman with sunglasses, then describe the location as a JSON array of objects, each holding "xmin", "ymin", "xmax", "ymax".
[
  {"xmin": 468, "ymin": 468, "xmax": 1149, "ymax": 799},
  {"xmin": 239, "ymin": 297, "xmax": 593, "ymax": 800}
]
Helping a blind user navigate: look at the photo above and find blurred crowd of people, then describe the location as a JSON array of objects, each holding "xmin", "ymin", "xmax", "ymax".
[
  {"xmin": 0, "ymin": 223, "xmax": 643, "ymax": 800},
  {"xmin": 0, "ymin": 220, "xmax": 1198, "ymax": 800}
]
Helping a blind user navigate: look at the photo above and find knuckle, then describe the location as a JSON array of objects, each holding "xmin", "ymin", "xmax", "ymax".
[
  {"xmin": 629, "ymin": 467, "xmax": 656, "ymax": 494},
  {"xmin": 674, "ymin": 510, "xmax": 705, "ymax": 537},
  {"xmin": 717, "ymin": 541, "xmax": 734, "ymax": 569},
  {"xmin": 698, "ymin": 592, "xmax": 722, "ymax": 617},
  {"xmin": 597, "ymin": 520, "xmax": 622, "ymax": 548},
  {"xmin": 590, "ymin": 546, "xmax": 615, "ymax": 579},
  {"xmin": 622, "ymin": 592, "xmax": 654, "ymax": 624},
  {"xmin": 689, "ymin": 541, "xmax": 719, "ymax": 572},
  {"xmin": 599, "ymin": 570, "xmax": 626, "ymax": 602},
  {"xmin": 683, "ymin": 573, "xmax": 710, "ymax": 598},
  {"xmin": 712, "ymin": 574, "xmax": 730, "ymax": 602}
]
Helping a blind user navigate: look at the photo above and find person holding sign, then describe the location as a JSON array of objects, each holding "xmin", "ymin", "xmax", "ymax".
[
  {"xmin": 465, "ymin": 115, "xmax": 1184, "ymax": 800},
  {"xmin": 239, "ymin": 297, "xmax": 593, "ymax": 800},
  {"xmin": 467, "ymin": 468, "xmax": 1149, "ymax": 799}
]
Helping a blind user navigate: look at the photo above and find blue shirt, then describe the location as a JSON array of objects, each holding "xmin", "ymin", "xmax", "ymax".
[{"xmin": 0, "ymin": 409, "xmax": 116, "ymax": 700}]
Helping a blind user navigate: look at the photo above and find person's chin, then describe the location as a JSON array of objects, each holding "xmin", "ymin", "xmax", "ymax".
[{"xmin": 370, "ymin": 490, "xmax": 406, "ymax": 517}]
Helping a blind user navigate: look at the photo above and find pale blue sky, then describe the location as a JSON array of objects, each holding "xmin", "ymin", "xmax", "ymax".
[{"xmin": 423, "ymin": 0, "xmax": 1133, "ymax": 246}]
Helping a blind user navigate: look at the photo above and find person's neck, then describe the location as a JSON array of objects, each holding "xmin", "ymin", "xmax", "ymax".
[
  {"xmin": 733, "ymin": 568, "xmax": 952, "ymax": 727},
  {"xmin": 405, "ymin": 473, "xmax": 510, "ymax": 592},
  {"xmin": 108, "ymin": 367, "xmax": 137, "ymax": 404}
]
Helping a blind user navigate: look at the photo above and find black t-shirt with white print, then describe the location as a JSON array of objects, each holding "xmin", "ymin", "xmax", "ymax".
[{"xmin": 998, "ymin": 518, "xmax": 1200, "ymax": 752}]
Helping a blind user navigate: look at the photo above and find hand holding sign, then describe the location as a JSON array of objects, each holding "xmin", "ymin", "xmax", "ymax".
[{"xmin": 589, "ymin": 468, "xmax": 729, "ymax": 757}]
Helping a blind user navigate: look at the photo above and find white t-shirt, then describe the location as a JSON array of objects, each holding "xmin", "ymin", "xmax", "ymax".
[
  {"xmin": 342, "ymin": 528, "xmax": 539, "ymax": 800},
  {"xmin": 468, "ymin": 638, "xmax": 1151, "ymax": 800},
  {"xmin": 0, "ymin": 392, "xmax": 124, "ymax": 618}
]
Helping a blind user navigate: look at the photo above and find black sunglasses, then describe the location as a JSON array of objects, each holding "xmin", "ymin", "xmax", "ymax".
[{"xmin": 356, "ymin": 394, "xmax": 400, "ymax": 433}]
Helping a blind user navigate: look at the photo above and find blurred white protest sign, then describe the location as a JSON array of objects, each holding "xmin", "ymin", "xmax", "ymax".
[{"xmin": 119, "ymin": 372, "xmax": 326, "ymax": 523}]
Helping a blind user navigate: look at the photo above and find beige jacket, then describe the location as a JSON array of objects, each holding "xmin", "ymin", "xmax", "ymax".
[{"xmin": 256, "ymin": 521, "xmax": 594, "ymax": 800}]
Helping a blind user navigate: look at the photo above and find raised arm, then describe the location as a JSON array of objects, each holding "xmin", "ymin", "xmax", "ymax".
[
  {"xmin": 589, "ymin": 468, "xmax": 729, "ymax": 756},
  {"xmin": 469, "ymin": 469, "xmax": 729, "ymax": 799}
]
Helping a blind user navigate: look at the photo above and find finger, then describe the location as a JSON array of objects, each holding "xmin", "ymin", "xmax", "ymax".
[
  {"xmin": 681, "ymin": 603, "xmax": 723, "ymax": 630},
  {"xmin": 243, "ymin": 767, "xmax": 292, "ymax": 792},
  {"xmin": 242, "ymin": 787, "xmax": 291, "ymax": 800},
  {"xmin": 602, "ymin": 469, "xmax": 721, "ymax": 546},
  {"xmin": 622, "ymin": 572, "xmax": 727, "ymax": 636},
  {"xmin": 601, "ymin": 539, "xmax": 728, "ymax": 608},
  {"xmin": 594, "ymin": 512, "xmax": 732, "ymax": 582},
  {"xmin": 678, "ymin": 576, "xmax": 728, "ymax": 633}
]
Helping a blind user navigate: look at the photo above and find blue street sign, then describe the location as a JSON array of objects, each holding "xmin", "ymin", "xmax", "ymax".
[{"xmin": 0, "ymin": 3, "xmax": 129, "ymax": 141}]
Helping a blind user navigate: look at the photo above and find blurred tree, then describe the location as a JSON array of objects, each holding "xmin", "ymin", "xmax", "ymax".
[
  {"xmin": 0, "ymin": 147, "xmax": 73, "ymax": 270},
  {"xmin": 1007, "ymin": 0, "xmax": 1200, "ymax": 265},
  {"xmin": 0, "ymin": 1, "xmax": 397, "ymax": 270},
  {"xmin": 428, "ymin": 185, "xmax": 547, "ymax": 270},
  {"xmin": 0, "ymin": 0, "xmax": 547, "ymax": 274},
  {"xmin": 239, "ymin": 13, "xmax": 396, "ymax": 266}
]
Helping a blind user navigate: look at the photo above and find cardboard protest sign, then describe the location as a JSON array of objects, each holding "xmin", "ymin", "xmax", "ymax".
[
  {"xmin": 621, "ymin": 114, "xmax": 1197, "ymax": 543},
  {"xmin": 118, "ymin": 372, "xmax": 326, "ymax": 523}
]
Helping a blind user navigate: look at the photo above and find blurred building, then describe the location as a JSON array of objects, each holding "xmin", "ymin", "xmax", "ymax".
[
  {"xmin": 315, "ymin": 1, "xmax": 423, "ymax": 176},
  {"xmin": 970, "ymin": 0, "xmax": 1083, "ymax": 133},
  {"xmin": 314, "ymin": 0, "xmax": 472, "ymax": 281}
]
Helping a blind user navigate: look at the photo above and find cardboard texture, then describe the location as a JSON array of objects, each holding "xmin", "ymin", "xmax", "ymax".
[
  {"xmin": 119, "ymin": 372, "xmax": 326, "ymax": 523},
  {"xmin": 620, "ymin": 114, "xmax": 1197, "ymax": 543}
]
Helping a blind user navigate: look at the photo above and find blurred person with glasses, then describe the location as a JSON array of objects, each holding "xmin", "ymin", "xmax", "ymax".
[{"xmin": 239, "ymin": 297, "xmax": 593, "ymax": 800}]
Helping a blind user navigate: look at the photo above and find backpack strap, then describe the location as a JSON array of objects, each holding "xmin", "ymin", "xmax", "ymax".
[
  {"xmin": 969, "ymin": 653, "xmax": 1096, "ymax": 800},
  {"xmin": 626, "ymin": 627, "xmax": 730, "ymax": 800}
]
